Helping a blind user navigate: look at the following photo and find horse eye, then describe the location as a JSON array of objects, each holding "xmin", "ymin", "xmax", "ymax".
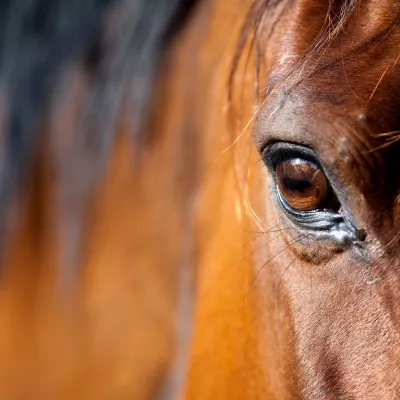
[{"xmin": 276, "ymin": 158, "xmax": 331, "ymax": 211}]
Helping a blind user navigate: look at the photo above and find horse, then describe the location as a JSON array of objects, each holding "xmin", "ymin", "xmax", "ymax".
[
  {"xmin": 183, "ymin": 0, "xmax": 400, "ymax": 399},
  {"xmin": 0, "ymin": 0, "xmax": 399, "ymax": 399}
]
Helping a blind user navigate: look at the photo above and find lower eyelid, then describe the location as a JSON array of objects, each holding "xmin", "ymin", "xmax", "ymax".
[{"xmin": 276, "ymin": 189, "xmax": 342, "ymax": 226}]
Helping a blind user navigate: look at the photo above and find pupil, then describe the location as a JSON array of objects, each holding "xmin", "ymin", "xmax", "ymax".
[{"xmin": 282, "ymin": 177, "xmax": 311, "ymax": 192}]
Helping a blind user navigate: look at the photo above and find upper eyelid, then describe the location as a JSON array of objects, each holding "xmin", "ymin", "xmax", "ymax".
[{"xmin": 261, "ymin": 141, "xmax": 319, "ymax": 168}]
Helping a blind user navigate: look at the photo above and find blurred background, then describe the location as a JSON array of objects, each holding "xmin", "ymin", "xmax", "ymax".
[{"xmin": 0, "ymin": 0, "xmax": 262, "ymax": 399}]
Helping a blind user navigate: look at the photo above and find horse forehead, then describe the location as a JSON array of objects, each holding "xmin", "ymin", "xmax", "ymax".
[
  {"xmin": 282, "ymin": 0, "xmax": 399, "ymax": 57},
  {"xmin": 268, "ymin": 0, "xmax": 400, "ymax": 132}
]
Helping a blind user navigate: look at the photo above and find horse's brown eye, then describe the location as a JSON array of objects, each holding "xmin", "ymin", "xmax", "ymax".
[{"xmin": 276, "ymin": 158, "xmax": 328, "ymax": 211}]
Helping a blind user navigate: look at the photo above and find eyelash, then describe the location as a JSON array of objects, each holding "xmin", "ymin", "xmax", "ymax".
[{"xmin": 262, "ymin": 141, "xmax": 317, "ymax": 171}]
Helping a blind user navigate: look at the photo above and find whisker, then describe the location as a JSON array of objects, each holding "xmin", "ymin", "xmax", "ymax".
[
  {"xmin": 367, "ymin": 61, "xmax": 392, "ymax": 103},
  {"xmin": 364, "ymin": 134, "xmax": 400, "ymax": 154},
  {"xmin": 239, "ymin": 223, "xmax": 295, "ymax": 235},
  {"xmin": 244, "ymin": 234, "xmax": 306, "ymax": 302},
  {"xmin": 276, "ymin": 255, "xmax": 298, "ymax": 315},
  {"xmin": 239, "ymin": 223, "xmax": 279, "ymax": 235},
  {"xmin": 372, "ymin": 129, "xmax": 400, "ymax": 138},
  {"xmin": 238, "ymin": 231, "xmax": 267, "ymax": 248},
  {"xmin": 235, "ymin": 232, "xmax": 286, "ymax": 265},
  {"xmin": 237, "ymin": 226, "xmax": 296, "ymax": 251}
]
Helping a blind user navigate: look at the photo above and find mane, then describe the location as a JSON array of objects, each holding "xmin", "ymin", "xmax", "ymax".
[{"xmin": 0, "ymin": 0, "xmax": 198, "ymax": 254}]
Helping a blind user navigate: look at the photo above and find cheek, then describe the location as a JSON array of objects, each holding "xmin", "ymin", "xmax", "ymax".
[{"xmin": 286, "ymin": 255, "xmax": 400, "ymax": 398}]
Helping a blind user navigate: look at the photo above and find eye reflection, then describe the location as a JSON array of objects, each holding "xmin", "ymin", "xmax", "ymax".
[{"xmin": 276, "ymin": 158, "xmax": 329, "ymax": 211}]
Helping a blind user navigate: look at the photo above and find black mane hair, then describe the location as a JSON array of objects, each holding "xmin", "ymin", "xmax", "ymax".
[{"xmin": 0, "ymin": 0, "xmax": 197, "ymax": 249}]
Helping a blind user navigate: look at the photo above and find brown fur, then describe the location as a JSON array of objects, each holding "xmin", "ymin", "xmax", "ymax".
[
  {"xmin": 187, "ymin": 0, "xmax": 400, "ymax": 399},
  {"xmin": 1, "ymin": 0, "xmax": 400, "ymax": 399}
]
